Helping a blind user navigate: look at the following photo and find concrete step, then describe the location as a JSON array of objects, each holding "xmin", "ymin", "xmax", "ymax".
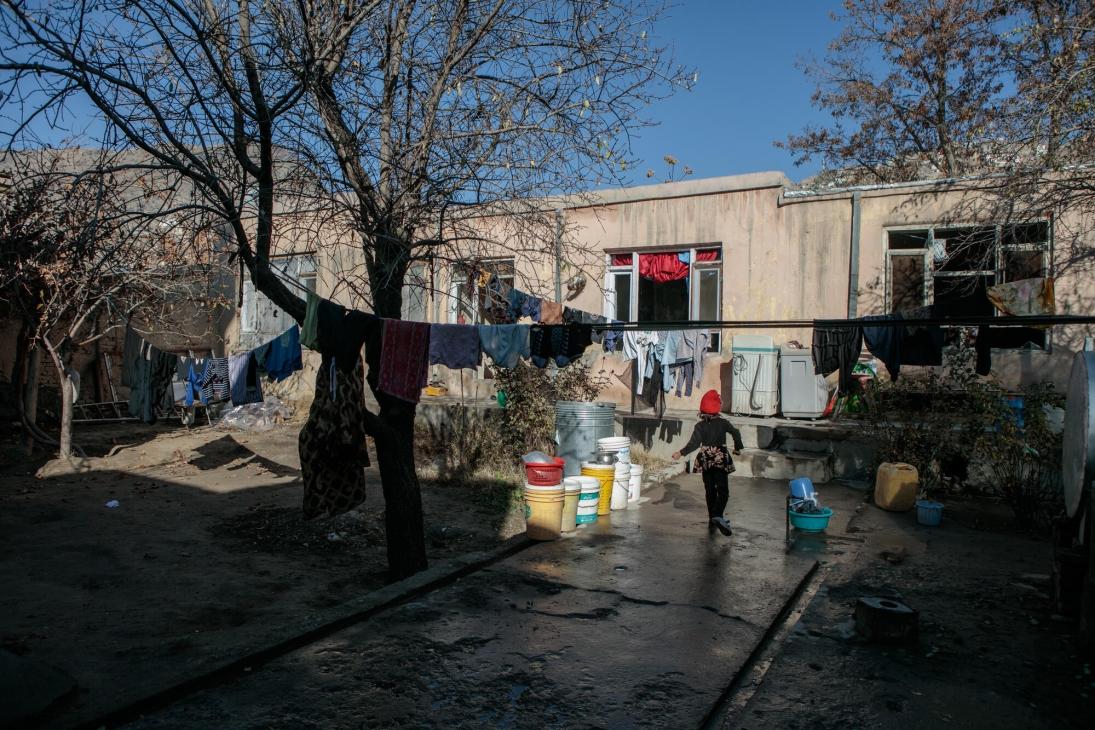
[
  {"xmin": 729, "ymin": 422, "xmax": 777, "ymax": 450},
  {"xmin": 732, "ymin": 448, "xmax": 833, "ymax": 484}
]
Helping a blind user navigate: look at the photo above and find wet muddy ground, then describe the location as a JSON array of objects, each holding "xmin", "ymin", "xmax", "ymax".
[{"xmin": 0, "ymin": 423, "xmax": 524, "ymax": 728}]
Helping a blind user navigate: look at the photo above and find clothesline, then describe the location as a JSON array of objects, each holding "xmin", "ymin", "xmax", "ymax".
[{"xmin": 589, "ymin": 314, "xmax": 1095, "ymax": 331}]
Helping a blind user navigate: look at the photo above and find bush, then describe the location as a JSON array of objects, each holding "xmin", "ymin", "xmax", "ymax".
[
  {"xmin": 864, "ymin": 339, "xmax": 1063, "ymax": 529},
  {"xmin": 493, "ymin": 359, "xmax": 609, "ymax": 458}
]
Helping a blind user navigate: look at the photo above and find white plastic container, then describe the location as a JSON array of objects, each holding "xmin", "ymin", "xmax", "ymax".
[
  {"xmin": 575, "ymin": 476, "xmax": 601, "ymax": 525},
  {"xmin": 612, "ymin": 462, "xmax": 630, "ymax": 510},
  {"xmin": 731, "ymin": 335, "xmax": 780, "ymax": 416},
  {"xmin": 597, "ymin": 436, "xmax": 631, "ymax": 464},
  {"xmin": 628, "ymin": 463, "xmax": 644, "ymax": 503}
]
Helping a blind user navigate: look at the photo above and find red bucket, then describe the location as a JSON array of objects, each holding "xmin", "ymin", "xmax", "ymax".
[{"xmin": 524, "ymin": 457, "xmax": 565, "ymax": 486}]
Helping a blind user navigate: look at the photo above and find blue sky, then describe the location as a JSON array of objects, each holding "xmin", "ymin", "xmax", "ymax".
[
  {"xmin": 2, "ymin": 2, "xmax": 844, "ymax": 186},
  {"xmin": 623, "ymin": 1, "xmax": 844, "ymax": 185}
]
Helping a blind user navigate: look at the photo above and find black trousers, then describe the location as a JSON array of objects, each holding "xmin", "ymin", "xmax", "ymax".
[{"xmin": 702, "ymin": 469, "xmax": 730, "ymax": 518}]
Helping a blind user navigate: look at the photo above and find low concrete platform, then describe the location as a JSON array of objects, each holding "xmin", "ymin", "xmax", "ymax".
[{"xmin": 128, "ymin": 476, "xmax": 863, "ymax": 729}]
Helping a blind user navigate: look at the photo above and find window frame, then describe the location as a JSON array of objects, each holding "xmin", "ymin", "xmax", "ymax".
[
  {"xmin": 604, "ymin": 245, "xmax": 723, "ymax": 353},
  {"xmin": 884, "ymin": 221, "xmax": 1052, "ymax": 349},
  {"xmin": 240, "ymin": 252, "xmax": 316, "ymax": 336},
  {"xmin": 448, "ymin": 257, "xmax": 515, "ymax": 325}
]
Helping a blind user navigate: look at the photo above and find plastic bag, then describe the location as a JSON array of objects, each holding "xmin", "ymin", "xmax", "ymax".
[{"xmin": 218, "ymin": 397, "xmax": 293, "ymax": 432}]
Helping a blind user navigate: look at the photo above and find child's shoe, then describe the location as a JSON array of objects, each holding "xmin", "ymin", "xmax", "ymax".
[{"xmin": 712, "ymin": 516, "xmax": 732, "ymax": 536}]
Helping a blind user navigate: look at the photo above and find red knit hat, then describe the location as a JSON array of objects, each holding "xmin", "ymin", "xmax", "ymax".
[{"xmin": 700, "ymin": 389, "xmax": 721, "ymax": 415}]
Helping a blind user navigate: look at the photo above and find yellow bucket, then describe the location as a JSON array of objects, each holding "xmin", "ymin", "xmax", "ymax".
[
  {"xmin": 581, "ymin": 463, "xmax": 617, "ymax": 517},
  {"xmin": 523, "ymin": 485, "xmax": 564, "ymax": 540}
]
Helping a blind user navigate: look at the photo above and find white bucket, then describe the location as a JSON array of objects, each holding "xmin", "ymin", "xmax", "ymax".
[
  {"xmin": 628, "ymin": 463, "xmax": 644, "ymax": 503},
  {"xmin": 611, "ymin": 462, "xmax": 630, "ymax": 510},
  {"xmin": 598, "ymin": 436, "xmax": 632, "ymax": 465},
  {"xmin": 563, "ymin": 476, "xmax": 583, "ymax": 494},
  {"xmin": 575, "ymin": 476, "xmax": 600, "ymax": 525}
]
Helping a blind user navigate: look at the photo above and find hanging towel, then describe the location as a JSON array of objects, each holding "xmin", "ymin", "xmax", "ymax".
[
  {"xmin": 229, "ymin": 352, "xmax": 264, "ymax": 405},
  {"xmin": 301, "ymin": 290, "xmax": 320, "ymax": 350},
  {"xmin": 254, "ymin": 325, "xmax": 303, "ymax": 382},
  {"xmin": 478, "ymin": 324, "xmax": 530, "ymax": 368},
  {"xmin": 622, "ymin": 330, "xmax": 655, "ymax": 393},
  {"xmin": 539, "ymin": 300, "xmax": 563, "ymax": 325},
  {"xmin": 299, "ymin": 355, "xmax": 370, "ymax": 519},
  {"xmin": 812, "ymin": 326, "xmax": 862, "ymax": 393},
  {"xmin": 428, "ymin": 324, "xmax": 482, "ymax": 369},
  {"xmin": 378, "ymin": 319, "xmax": 431, "ymax": 402}
]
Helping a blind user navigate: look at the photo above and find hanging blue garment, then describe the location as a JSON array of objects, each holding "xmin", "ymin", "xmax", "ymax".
[
  {"xmin": 254, "ymin": 325, "xmax": 303, "ymax": 382},
  {"xmin": 478, "ymin": 324, "xmax": 530, "ymax": 368},
  {"xmin": 183, "ymin": 359, "xmax": 210, "ymax": 407}
]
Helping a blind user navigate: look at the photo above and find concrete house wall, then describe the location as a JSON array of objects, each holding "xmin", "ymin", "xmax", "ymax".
[{"xmin": 204, "ymin": 171, "xmax": 1095, "ymax": 410}]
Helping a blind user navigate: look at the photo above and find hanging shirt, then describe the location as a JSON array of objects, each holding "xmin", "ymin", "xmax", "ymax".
[
  {"xmin": 301, "ymin": 290, "xmax": 320, "ymax": 350},
  {"xmin": 478, "ymin": 324, "xmax": 530, "ymax": 368},
  {"xmin": 622, "ymin": 331, "xmax": 655, "ymax": 393},
  {"xmin": 200, "ymin": 358, "xmax": 230, "ymax": 402},
  {"xmin": 428, "ymin": 323, "xmax": 482, "ymax": 370},
  {"xmin": 812, "ymin": 326, "xmax": 862, "ymax": 394},
  {"xmin": 378, "ymin": 319, "xmax": 431, "ymax": 402},
  {"xmin": 253, "ymin": 325, "xmax": 303, "ymax": 382},
  {"xmin": 229, "ymin": 352, "xmax": 264, "ymax": 406}
]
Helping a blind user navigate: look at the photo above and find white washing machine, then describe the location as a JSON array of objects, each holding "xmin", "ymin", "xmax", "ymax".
[
  {"xmin": 779, "ymin": 345, "xmax": 829, "ymax": 418},
  {"xmin": 730, "ymin": 334, "xmax": 779, "ymax": 416}
]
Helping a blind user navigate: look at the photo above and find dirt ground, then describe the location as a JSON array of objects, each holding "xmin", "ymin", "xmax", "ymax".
[
  {"xmin": 727, "ymin": 498, "xmax": 1094, "ymax": 730},
  {"xmin": 0, "ymin": 420, "xmax": 525, "ymax": 728}
]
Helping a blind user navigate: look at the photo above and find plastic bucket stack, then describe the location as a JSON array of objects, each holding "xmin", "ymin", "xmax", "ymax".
[
  {"xmin": 597, "ymin": 436, "xmax": 631, "ymax": 464},
  {"xmin": 523, "ymin": 483, "xmax": 565, "ymax": 540},
  {"xmin": 628, "ymin": 463, "xmax": 644, "ymax": 503},
  {"xmin": 561, "ymin": 477, "xmax": 582, "ymax": 532},
  {"xmin": 611, "ymin": 462, "xmax": 630, "ymax": 510},
  {"xmin": 581, "ymin": 463, "xmax": 616, "ymax": 516},
  {"xmin": 575, "ymin": 476, "xmax": 600, "ymax": 525},
  {"xmin": 522, "ymin": 454, "xmax": 566, "ymax": 540}
]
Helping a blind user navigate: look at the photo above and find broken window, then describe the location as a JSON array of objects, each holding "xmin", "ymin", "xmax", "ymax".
[
  {"xmin": 885, "ymin": 222, "xmax": 1051, "ymax": 348},
  {"xmin": 240, "ymin": 253, "xmax": 316, "ymax": 349}
]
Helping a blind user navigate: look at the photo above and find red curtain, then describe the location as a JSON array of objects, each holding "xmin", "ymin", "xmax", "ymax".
[
  {"xmin": 611, "ymin": 253, "xmax": 633, "ymax": 266},
  {"xmin": 696, "ymin": 249, "xmax": 719, "ymax": 262},
  {"xmin": 639, "ymin": 253, "xmax": 690, "ymax": 282}
]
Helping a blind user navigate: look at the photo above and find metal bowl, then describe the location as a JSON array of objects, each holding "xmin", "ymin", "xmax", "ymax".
[{"xmin": 593, "ymin": 451, "xmax": 616, "ymax": 465}]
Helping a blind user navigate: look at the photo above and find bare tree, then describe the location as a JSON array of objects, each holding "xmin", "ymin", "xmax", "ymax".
[
  {"xmin": 0, "ymin": 152, "xmax": 223, "ymax": 458},
  {"xmin": 0, "ymin": 0, "xmax": 688, "ymax": 578},
  {"xmin": 779, "ymin": 0, "xmax": 1007, "ymax": 184}
]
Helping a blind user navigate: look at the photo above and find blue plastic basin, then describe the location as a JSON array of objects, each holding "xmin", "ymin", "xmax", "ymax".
[{"xmin": 788, "ymin": 506, "xmax": 833, "ymax": 533}]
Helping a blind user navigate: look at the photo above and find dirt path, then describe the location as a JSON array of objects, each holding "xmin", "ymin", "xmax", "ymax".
[{"xmin": 0, "ymin": 423, "xmax": 524, "ymax": 728}]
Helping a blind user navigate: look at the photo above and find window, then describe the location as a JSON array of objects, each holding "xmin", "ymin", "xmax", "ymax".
[
  {"xmin": 402, "ymin": 263, "xmax": 428, "ymax": 322},
  {"xmin": 449, "ymin": 258, "xmax": 514, "ymax": 324},
  {"xmin": 240, "ymin": 253, "xmax": 316, "ymax": 348},
  {"xmin": 605, "ymin": 247, "xmax": 722, "ymax": 352},
  {"xmin": 885, "ymin": 222, "xmax": 1050, "ymax": 348}
]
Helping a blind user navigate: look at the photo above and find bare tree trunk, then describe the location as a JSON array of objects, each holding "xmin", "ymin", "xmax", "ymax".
[
  {"xmin": 23, "ymin": 347, "xmax": 40, "ymax": 455},
  {"xmin": 56, "ymin": 361, "xmax": 74, "ymax": 460},
  {"xmin": 365, "ymin": 275, "xmax": 428, "ymax": 581}
]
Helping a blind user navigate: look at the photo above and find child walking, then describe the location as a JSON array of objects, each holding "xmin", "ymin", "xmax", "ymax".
[{"xmin": 672, "ymin": 390, "xmax": 744, "ymax": 536}]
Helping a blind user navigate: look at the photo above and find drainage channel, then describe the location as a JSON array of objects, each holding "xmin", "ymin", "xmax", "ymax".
[
  {"xmin": 697, "ymin": 560, "xmax": 829, "ymax": 730},
  {"xmin": 75, "ymin": 537, "xmax": 537, "ymax": 730}
]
